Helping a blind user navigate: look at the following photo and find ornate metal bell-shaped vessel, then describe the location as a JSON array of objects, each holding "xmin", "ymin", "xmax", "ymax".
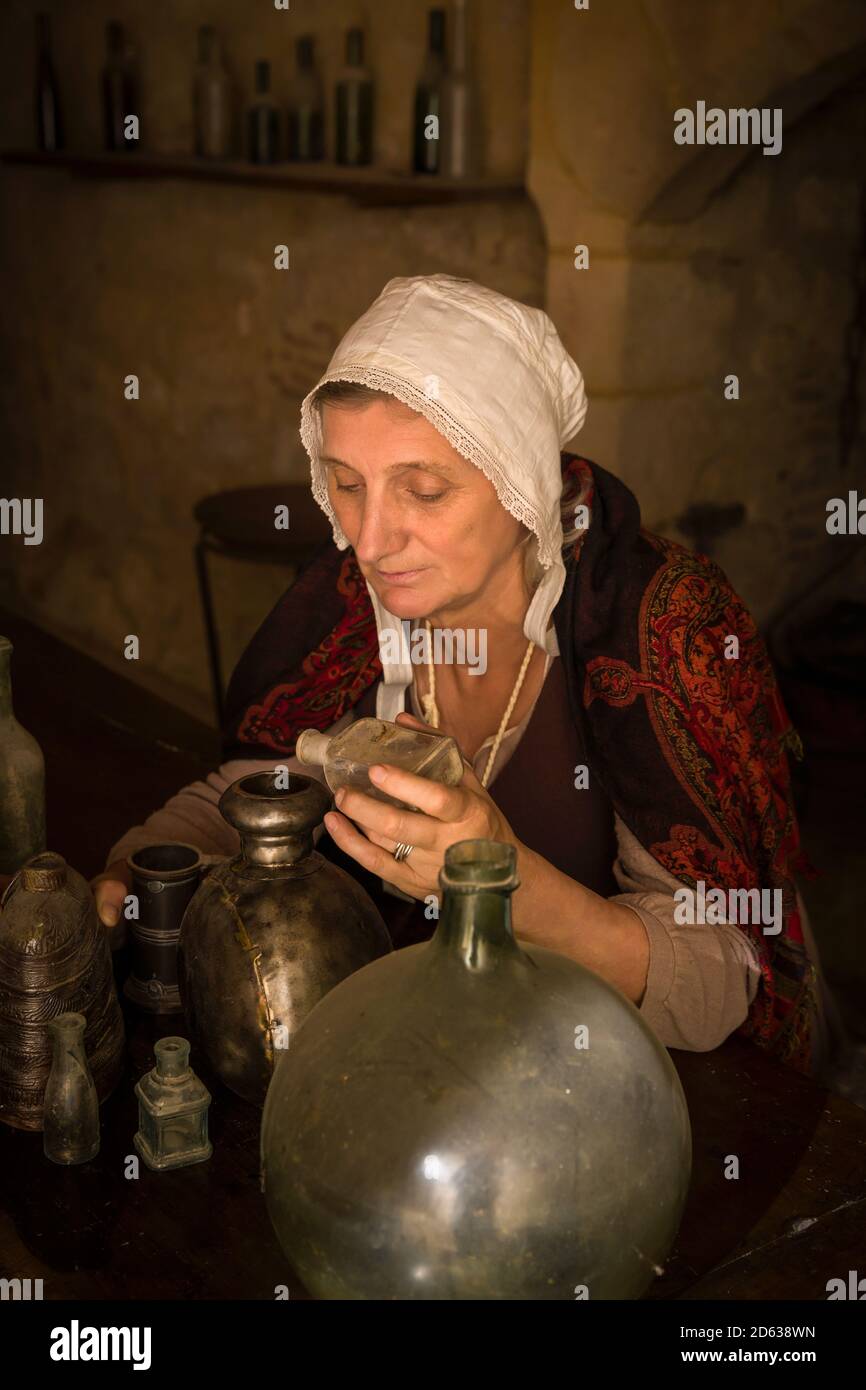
[
  {"xmin": 0, "ymin": 852, "xmax": 125, "ymax": 1131},
  {"xmin": 177, "ymin": 771, "xmax": 392, "ymax": 1105},
  {"xmin": 261, "ymin": 838, "xmax": 692, "ymax": 1300}
]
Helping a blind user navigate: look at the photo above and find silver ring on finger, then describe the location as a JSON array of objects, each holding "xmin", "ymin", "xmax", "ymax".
[{"xmin": 393, "ymin": 842, "xmax": 415, "ymax": 863}]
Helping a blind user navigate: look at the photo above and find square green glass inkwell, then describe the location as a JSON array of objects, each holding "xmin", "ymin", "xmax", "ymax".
[{"xmin": 134, "ymin": 1036, "xmax": 212, "ymax": 1170}]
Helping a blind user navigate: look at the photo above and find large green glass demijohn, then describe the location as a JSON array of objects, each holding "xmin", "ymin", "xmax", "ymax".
[{"xmin": 261, "ymin": 837, "xmax": 692, "ymax": 1300}]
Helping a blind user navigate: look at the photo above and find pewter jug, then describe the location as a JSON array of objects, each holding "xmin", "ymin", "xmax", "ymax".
[
  {"xmin": 177, "ymin": 771, "xmax": 392, "ymax": 1105},
  {"xmin": 261, "ymin": 838, "xmax": 692, "ymax": 1300},
  {"xmin": 0, "ymin": 852, "xmax": 125, "ymax": 1131}
]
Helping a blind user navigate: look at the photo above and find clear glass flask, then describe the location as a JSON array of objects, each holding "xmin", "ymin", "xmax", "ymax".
[{"xmin": 296, "ymin": 717, "xmax": 464, "ymax": 810}]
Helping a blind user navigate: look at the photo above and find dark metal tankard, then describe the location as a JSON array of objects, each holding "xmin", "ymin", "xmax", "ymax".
[{"xmin": 125, "ymin": 842, "xmax": 203, "ymax": 1014}]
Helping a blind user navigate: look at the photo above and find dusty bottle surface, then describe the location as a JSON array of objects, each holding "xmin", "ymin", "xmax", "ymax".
[
  {"xmin": 0, "ymin": 636, "xmax": 47, "ymax": 874},
  {"xmin": 43, "ymin": 1012, "xmax": 100, "ymax": 1165},
  {"xmin": 296, "ymin": 717, "xmax": 464, "ymax": 810}
]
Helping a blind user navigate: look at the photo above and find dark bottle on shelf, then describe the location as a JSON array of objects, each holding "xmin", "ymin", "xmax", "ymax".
[
  {"xmin": 247, "ymin": 60, "xmax": 280, "ymax": 163},
  {"xmin": 35, "ymin": 12, "xmax": 62, "ymax": 152},
  {"xmin": 103, "ymin": 21, "xmax": 139, "ymax": 152},
  {"xmin": 335, "ymin": 28, "xmax": 373, "ymax": 166},
  {"xmin": 440, "ymin": 0, "xmax": 478, "ymax": 178},
  {"xmin": 412, "ymin": 9, "xmax": 446, "ymax": 174},
  {"xmin": 287, "ymin": 35, "xmax": 324, "ymax": 161},
  {"xmin": 193, "ymin": 24, "xmax": 233, "ymax": 159}
]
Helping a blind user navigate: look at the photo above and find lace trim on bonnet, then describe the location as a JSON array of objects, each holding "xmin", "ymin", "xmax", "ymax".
[{"xmin": 301, "ymin": 366, "xmax": 577, "ymax": 575}]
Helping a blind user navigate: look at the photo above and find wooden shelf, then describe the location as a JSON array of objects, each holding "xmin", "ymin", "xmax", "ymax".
[{"xmin": 1, "ymin": 149, "xmax": 526, "ymax": 207}]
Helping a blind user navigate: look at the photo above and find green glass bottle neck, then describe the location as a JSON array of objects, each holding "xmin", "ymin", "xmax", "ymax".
[
  {"xmin": 430, "ymin": 885, "xmax": 521, "ymax": 971},
  {"xmin": 49, "ymin": 1020, "xmax": 87, "ymax": 1058}
]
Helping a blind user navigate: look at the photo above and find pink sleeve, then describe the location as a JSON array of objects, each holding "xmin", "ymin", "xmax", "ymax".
[{"xmin": 610, "ymin": 814, "xmax": 763, "ymax": 1052}]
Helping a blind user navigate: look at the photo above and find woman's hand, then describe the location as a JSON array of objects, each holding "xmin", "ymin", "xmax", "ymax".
[
  {"xmin": 323, "ymin": 711, "xmax": 523, "ymax": 904},
  {"xmin": 91, "ymin": 858, "xmax": 133, "ymax": 929}
]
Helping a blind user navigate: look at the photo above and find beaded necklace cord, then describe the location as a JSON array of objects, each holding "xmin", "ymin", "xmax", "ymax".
[{"xmin": 417, "ymin": 617, "xmax": 536, "ymax": 788}]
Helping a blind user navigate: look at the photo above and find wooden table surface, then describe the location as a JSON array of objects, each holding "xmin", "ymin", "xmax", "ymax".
[{"xmin": 1, "ymin": 608, "xmax": 865, "ymax": 1301}]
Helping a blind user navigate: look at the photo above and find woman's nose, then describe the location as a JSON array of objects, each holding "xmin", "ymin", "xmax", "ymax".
[{"xmin": 353, "ymin": 502, "xmax": 403, "ymax": 565}]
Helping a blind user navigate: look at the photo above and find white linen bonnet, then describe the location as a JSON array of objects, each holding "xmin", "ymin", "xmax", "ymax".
[{"xmin": 299, "ymin": 274, "xmax": 588, "ymax": 719}]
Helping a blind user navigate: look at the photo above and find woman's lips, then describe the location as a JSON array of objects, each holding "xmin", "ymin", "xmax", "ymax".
[{"xmin": 376, "ymin": 568, "xmax": 427, "ymax": 585}]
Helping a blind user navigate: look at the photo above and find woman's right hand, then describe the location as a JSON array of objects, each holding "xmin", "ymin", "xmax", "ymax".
[{"xmin": 91, "ymin": 859, "xmax": 133, "ymax": 929}]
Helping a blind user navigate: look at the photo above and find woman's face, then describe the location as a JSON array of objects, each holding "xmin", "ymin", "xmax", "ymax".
[{"xmin": 320, "ymin": 398, "xmax": 529, "ymax": 621}]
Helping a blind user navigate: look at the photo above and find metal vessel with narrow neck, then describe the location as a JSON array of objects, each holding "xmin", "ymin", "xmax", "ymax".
[{"xmin": 177, "ymin": 771, "xmax": 392, "ymax": 1105}]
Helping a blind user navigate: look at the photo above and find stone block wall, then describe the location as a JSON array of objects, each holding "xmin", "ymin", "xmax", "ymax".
[{"xmin": 530, "ymin": 0, "xmax": 866, "ymax": 631}]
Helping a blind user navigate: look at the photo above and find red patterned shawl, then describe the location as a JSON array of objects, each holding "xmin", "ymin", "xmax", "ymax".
[{"xmin": 223, "ymin": 454, "xmax": 817, "ymax": 1073}]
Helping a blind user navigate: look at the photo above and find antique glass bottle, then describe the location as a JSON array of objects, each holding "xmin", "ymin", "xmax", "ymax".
[
  {"xmin": 296, "ymin": 717, "xmax": 464, "ymax": 811},
  {"xmin": 35, "ymin": 11, "xmax": 63, "ymax": 152},
  {"xmin": 440, "ymin": 0, "xmax": 478, "ymax": 179},
  {"xmin": 43, "ymin": 1013, "xmax": 100, "ymax": 1165},
  {"xmin": 287, "ymin": 34, "xmax": 324, "ymax": 161},
  {"xmin": 412, "ymin": 8, "xmax": 446, "ymax": 173},
  {"xmin": 247, "ymin": 59, "xmax": 279, "ymax": 163},
  {"xmin": 193, "ymin": 24, "xmax": 232, "ymax": 159},
  {"xmin": 261, "ymin": 838, "xmax": 692, "ymax": 1300},
  {"xmin": 0, "ymin": 636, "xmax": 46, "ymax": 875},
  {"xmin": 335, "ymin": 28, "xmax": 373, "ymax": 166},
  {"xmin": 134, "ymin": 1037, "xmax": 212, "ymax": 1171},
  {"xmin": 102, "ymin": 20, "xmax": 140, "ymax": 152}
]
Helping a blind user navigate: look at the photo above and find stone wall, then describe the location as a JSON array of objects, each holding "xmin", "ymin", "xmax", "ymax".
[{"xmin": 529, "ymin": 0, "xmax": 866, "ymax": 632}]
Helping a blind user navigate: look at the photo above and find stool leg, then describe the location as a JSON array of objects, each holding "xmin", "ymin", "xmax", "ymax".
[{"xmin": 195, "ymin": 538, "xmax": 224, "ymax": 728}]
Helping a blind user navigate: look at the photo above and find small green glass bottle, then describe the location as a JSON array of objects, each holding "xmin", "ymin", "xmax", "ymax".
[
  {"xmin": 0, "ymin": 636, "xmax": 46, "ymax": 875},
  {"xmin": 43, "ymin": 1013, "xmax": 100, "ymax": 1165}
]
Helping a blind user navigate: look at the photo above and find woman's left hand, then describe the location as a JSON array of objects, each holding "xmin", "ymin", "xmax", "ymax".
[{"xmin": 323, "ymin": 711, "xmax": 523, "ymax": 904}]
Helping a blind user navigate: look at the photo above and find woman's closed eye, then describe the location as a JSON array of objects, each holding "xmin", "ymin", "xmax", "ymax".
[{"xmin": 335, "ymin": 482, "xmax": 448, "ymax": 504}]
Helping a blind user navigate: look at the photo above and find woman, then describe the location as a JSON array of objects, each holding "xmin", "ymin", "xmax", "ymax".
[{"xmin": 94, "ymin": 274, "xmax": 826, "ymax": 1075}]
